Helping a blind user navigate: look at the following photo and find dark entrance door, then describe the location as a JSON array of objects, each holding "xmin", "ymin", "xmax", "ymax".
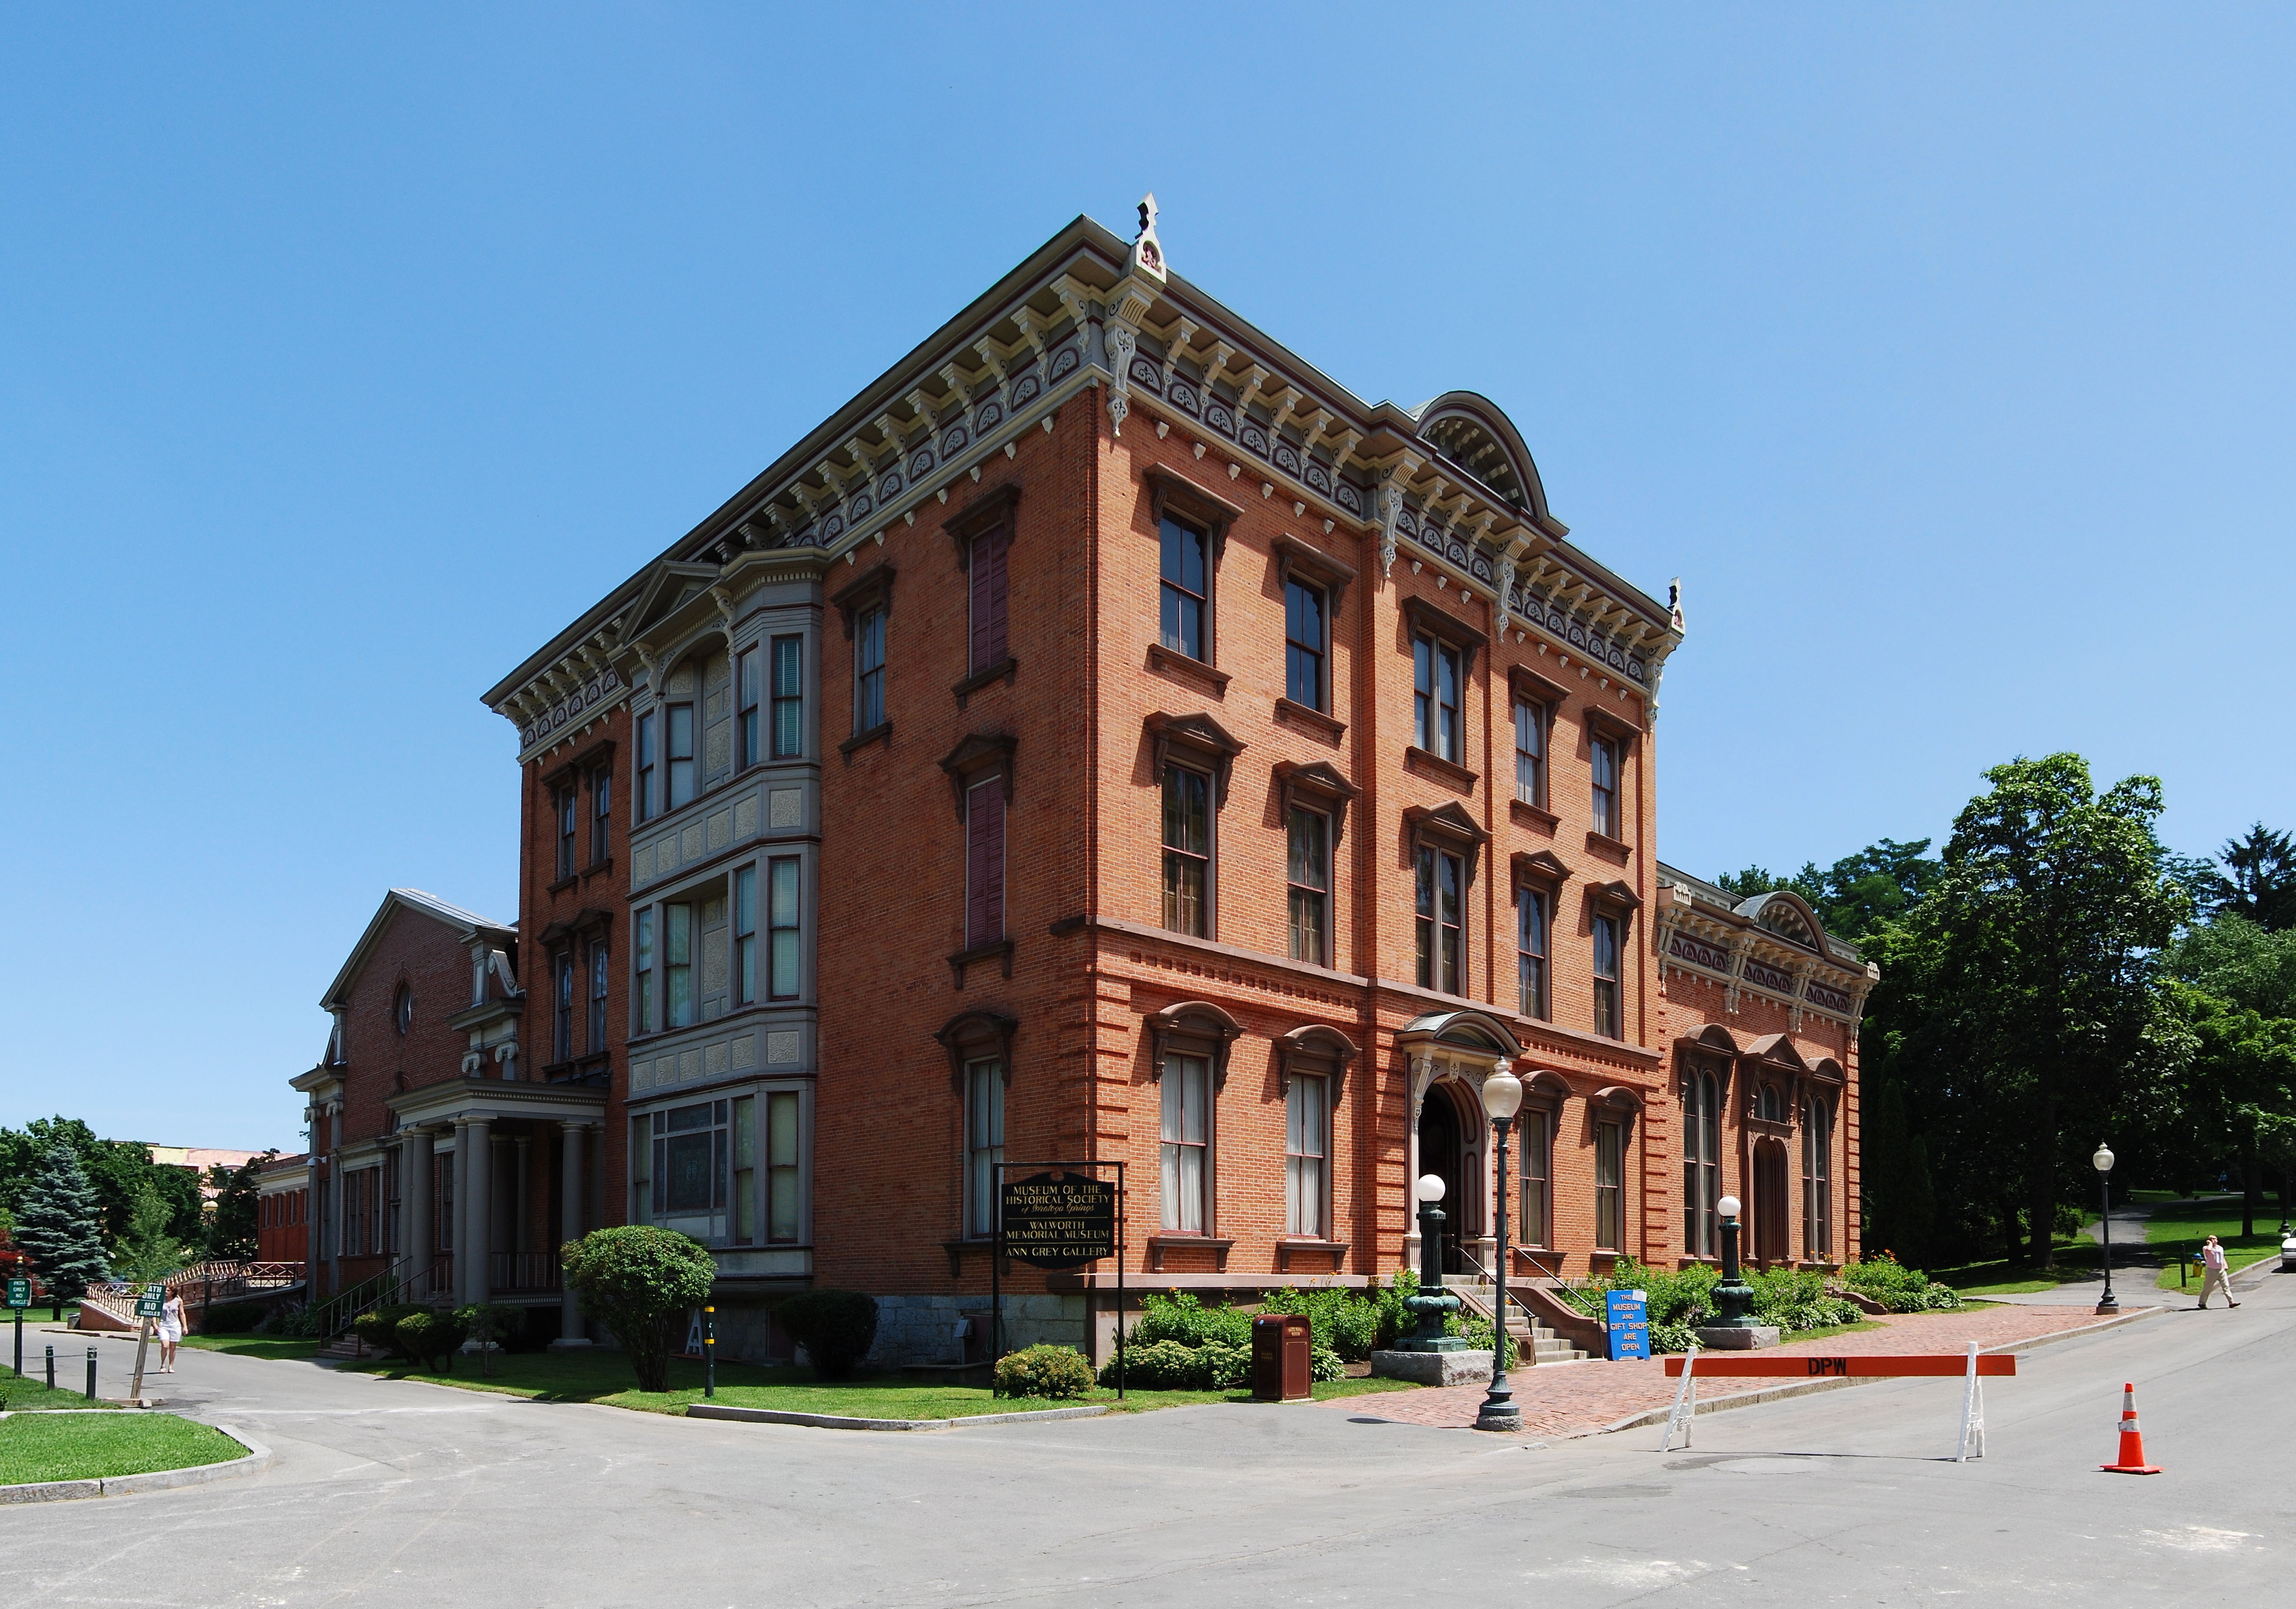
[
  {"xmin": 1753, "ymin": 1141, "xmax": 1790, "ymax": 1267},
  {"xmin": 1418, "ymin": 1091, "xmax": 1465, "ymax": 1275}
]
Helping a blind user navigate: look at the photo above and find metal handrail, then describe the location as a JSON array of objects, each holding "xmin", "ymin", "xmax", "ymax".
[
  {"xmin": 1450, "ymin": 1249, "xmax": 1540, "ymax": 1330},
  {"xmin": 302, "ymin": 1255, "xmax": 410, "ymax": 1339}
]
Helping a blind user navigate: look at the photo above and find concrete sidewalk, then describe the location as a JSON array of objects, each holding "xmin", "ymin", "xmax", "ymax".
[{"xmin": 1333, "ymin": 1302, "xmax": 2144, "ymax": 1435}]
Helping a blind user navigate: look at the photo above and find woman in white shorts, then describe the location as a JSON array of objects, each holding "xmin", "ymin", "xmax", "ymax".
[{"xmin": 156, "ymin": 1291, "xmax": 187, "ymax": 1371}]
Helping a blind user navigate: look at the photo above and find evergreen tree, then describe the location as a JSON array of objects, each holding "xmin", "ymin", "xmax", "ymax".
[{"xmin": 14, "ymin": 1142, "xmax": 109, "ymax": 1299}]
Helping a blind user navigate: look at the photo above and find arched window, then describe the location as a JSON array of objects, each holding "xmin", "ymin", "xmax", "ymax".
[
  {"xmin": 1802, "ymin": 1094, "xmax": 1834, "ymax": 1260},
  {"xmin": 1681, "ymin": 1063, "xmax": 1722, "ymax": 1256},
  {"xmin": 393, "ymin": 984, "xmax": 413, "ymax": 1036},
  {"xmin": 1756, "ymin": 1083, "xmax": 1784, "ymax": 1123}
]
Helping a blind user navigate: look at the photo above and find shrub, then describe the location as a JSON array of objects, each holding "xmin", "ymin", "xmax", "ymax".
[
  {"xmin": 351, "ymin": 1303, "xmax": 429, "ymax": 1358},
  {"xmin": 1128, "ymin": 1293, "xmax": 1252, "ymax": 1351},
  {"xmin": 1839, "ymin": 1252, "xmax": 1963, "ymax": 1313},
  {"xmin": 1459, "ymin": 1315, "xmax": 1518, "ymax": 1371},
  {"xmin": 454, "ymin": 1304, "xmax": 526, "ymax": 1374},
  {"xmin": 1099, "ymin": 1337, "xmax": 1249, "ymax": 1391},
  {"xmin": 395, "ymin": 1309, "xmax": 463, "ymax": 1371},
  {"xmin": 1102, "ymin": 1338, "xmax": 1198, "ymax": 1390},
  {"xmin": 1257, "ymin": 1286, "xmax": 1383, "ymax": 1362},
  {"xmin": 269, "ymin": 1302, "xmax": 327, "ymax": 1338},
  {"xmin": 995, "ymin": 1344, "xmax": 1095, "ymax": 1399},
  {"xmin": 777, "ymin": 1289, "xmax": 880, "ymax": 1381},
  {"xmin": 199, "ymin": 1300, "xmax": 270, "ymax": 1335},
  {"xmin": 1309, "ymin": 1345, "xmax": 1345, "ymax": 1384},
  {"xmin": 560, "ymin": 1225, "xmax": 719, "ymax": 1392}
]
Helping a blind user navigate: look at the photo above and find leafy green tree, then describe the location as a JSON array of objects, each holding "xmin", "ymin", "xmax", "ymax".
[
  {"xmin": 559, "ymin": 1226, "xmax": 717, "ymax": 1392},
  {"xmin": 112, "ymin": 1183, "xmax": 188, "ymax": 1282},
  {"xmin": 13, "ymin": 1143, "xmax": 110, "ymax": 1299},
  {"xmin": 0, "ymin": 1118, "xmax": 203, "ymax": 1251},
  {"xmin": 2167, "ymin": 915, "xmax": 2296, "ymax": 1020},
  {"xmin": 1891, "ymin": 756, "xmax": 2190, "ymax": 1267},
  {"xmin": 1715, "ymin": 838, "xmax": 1941, "ymax": 944},
  {"xmin": 204, "ymin": 1154, "xmax": 270, "ymax": 1261}
]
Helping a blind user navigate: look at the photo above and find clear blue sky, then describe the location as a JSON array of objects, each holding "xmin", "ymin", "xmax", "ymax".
[{"xmin": 5, "ymin": 6, "xmax": 2291, "ymax": 1150}]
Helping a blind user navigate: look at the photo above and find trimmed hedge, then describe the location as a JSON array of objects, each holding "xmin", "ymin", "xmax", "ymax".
[
  {"xmin": 994, "ymin": 1344, "xmax": 1095, "ymax": 1399},
  {"xmin": 1099, "ymin": 1338, "xmax": 1250, "ymax": 1391}
]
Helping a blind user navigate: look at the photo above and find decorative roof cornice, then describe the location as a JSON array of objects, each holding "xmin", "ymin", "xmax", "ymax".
[{"xmin": 486, "ymin": 205, "xmax": 1684, "ymax": 742}]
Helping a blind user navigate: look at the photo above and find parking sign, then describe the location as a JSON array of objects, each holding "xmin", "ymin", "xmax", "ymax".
[{"xmin": 5, "ymin": 1277, "xmax": 28, "ymax": 1308}]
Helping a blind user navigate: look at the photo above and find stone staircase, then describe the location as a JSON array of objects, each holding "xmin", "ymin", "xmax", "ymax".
[{"xmin": 1443, "ymin": 1274, "xmax": 1587, "ymax": 1364}]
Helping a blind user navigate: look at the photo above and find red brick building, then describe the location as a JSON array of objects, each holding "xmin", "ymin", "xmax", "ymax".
[
  {"xmin": 287, "ymin": 889, "xmax": 604, "ymax": 1343},
  {"xmin": 474, "ymin": 204, "xmax": 1875, "ymax": 1364},
  {"xmin": 252, "ymin": 1154, "xmax": 309, "ymax": 1267}
]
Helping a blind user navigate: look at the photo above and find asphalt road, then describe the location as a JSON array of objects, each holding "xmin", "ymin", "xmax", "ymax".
[{"xmin": 6, "ymin": 1275, "xmax": 2288, "ymax": 1607}]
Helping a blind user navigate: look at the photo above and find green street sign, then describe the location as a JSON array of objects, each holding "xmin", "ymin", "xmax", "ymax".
[
  {"xmin": 5, "ymin": 1278, "xmax": 28, "ymax": 1308},
  {"xmin": 135, "ymin": 1289, "xmax": 165, "ymax": 1318}
]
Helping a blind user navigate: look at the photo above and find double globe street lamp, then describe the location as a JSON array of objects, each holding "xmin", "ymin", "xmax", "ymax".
[{"xmin": 1474, "ymin": 1060, "xmax": 1524, "ymax": 1433}]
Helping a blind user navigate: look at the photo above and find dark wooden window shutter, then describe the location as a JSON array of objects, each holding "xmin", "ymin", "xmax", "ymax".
[
  {"xmin": 970, "ymin": 526, "xmax": 1010, "ymax": 672},
  {"xmin": 966, "ymin": 778, "xmax": 1006, "ymax": 948}
]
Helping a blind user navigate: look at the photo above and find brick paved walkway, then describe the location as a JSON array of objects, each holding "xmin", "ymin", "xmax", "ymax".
[{"xmin": 1333, "ymin": 1304, "xmax": 2137, "ymax": 1437}]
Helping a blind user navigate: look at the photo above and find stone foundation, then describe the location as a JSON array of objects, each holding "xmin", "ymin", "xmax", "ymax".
[
  {"xmin": 1694, "ymin": 1325, "xmax": 1781, "ymax": 1350},
  {"xmin": 865, "ymin": 1293, "xmax": 1088, "ymax": 1368},
  {"xmin": 1370, "ymin": 1349, "xmax": 1493, "ymax": 1387}
]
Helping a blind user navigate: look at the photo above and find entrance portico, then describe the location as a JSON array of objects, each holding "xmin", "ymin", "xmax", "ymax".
[{"xmin": 387, "ymin": 1077, "xmax": 606, "ymax": 1341}]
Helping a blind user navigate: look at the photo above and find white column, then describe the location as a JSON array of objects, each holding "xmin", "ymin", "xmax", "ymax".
[
  {"xmin": 451, "ymin": 1121, "xmax": 472, "ymax": 1305},
  {"xmin": 557, "ymin": 1121, "xmax": 589, "ymax": 1346},
  {"xmin": 466, "ymin": 1120, "xmax": 493, "ymax": 1305},
  {"xmin": 402, "ymin": 1128, "xmax": 434, "ymax": 1298},
  {"xmin": 514, "ymin": 1134, "xmax": 532, "ymax": 1281}
]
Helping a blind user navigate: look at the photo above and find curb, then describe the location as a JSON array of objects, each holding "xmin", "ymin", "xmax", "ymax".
[
  {"xmin": 0, "ymin": 1420, "xmax": 270, "ymax": 1504},
  {"xmin": 686, "ymin": 1402, "xmax": 1110, "ymax": 1432},
  {"xmin": 1590, "ymin": 1305, "xmax": 2170, "ymax": 1438}
]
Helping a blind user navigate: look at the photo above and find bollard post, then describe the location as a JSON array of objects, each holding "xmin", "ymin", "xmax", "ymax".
[
  {"xmin": 46, "ymin": 1345, "xmax": 56, "ymax": 1391},
  {"xmin": 85, "ymin": 1348, "xmax": 98, "ymax": 1401},
  {"xmin": 704, "ymin": 1305, "xmax": 715, "ymax": 1399}
]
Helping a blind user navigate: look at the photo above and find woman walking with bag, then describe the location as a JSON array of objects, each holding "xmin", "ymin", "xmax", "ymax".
[{"xmin": 2196, "ymin": 1234, "xmax": 2239, "ymax": 1309}]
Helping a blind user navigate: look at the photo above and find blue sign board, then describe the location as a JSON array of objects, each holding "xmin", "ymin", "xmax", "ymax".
[{"xmin": 1605, "ymin": 1289, "xmax": 1651, "ymax": 1361}]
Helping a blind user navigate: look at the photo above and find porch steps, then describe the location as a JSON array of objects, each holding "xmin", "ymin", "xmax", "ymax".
[{"xmin": 1442, "ymin": 1275, "xmax": 1588, "ymax": 1365}]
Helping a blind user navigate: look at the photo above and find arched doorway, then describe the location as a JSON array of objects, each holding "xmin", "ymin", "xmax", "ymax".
[
  {"xmin": 1417, "ymin": 1087, "xmax": 1466, "ymax": 1274},
  {"xmin": 1396, "ymin": 1008, "xmax": 1521, "ymax": 1280}
]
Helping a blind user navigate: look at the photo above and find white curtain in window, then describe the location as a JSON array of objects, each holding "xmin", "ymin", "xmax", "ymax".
[
  {"xmin": 1285, "ymin": 1074, "xmax": 1327, "ymax": 1237},
  {"xmin": 1160, "ymin": 1055, "xmax": 1208, "ymax": 1231}
]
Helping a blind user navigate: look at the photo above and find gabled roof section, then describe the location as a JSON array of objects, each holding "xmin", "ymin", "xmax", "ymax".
[{"xmin": 320, "ymin": 889, "xmax": 514, "ymax": 1012}]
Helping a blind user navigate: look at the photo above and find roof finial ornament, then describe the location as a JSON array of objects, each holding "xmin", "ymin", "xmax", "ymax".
[
  {"xmin": 1668, "ymin": 577, "xmax": 1684, "ymax": 634},
  {"xmin": 1130, "ymin": 192, "xmax": 1166, "ymax": 282}
]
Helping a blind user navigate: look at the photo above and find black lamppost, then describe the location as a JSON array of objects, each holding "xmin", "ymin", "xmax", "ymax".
[
  {"xmin": 1475, "ymin": 1061, "xmax": 1523, "ymax": 1434},
  {"xmin": 2093, "ymin": 1143, "xmax": 2118, "ymax": 1315},
  {"xmin": 1704, "ymin": 1192, "xmax": 1755, "ymax": 1330},
  {"xmin": 1399, "ymin": 1175, "xmax": 1464, "ymax": 1351}
]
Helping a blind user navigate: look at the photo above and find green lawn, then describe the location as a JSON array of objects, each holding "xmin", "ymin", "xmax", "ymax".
[
  {"xmin": 0, "ymin": 1365, "xmax": 115, "ymax": 1411},
  {"xmin": 324, "ymin": 1348, "xmax": 1419, "ymax": 1418},
  {"xmin": 180, "ymin": 1335, "xmax": 323, "ymax": 1361},
  {"xmin": 0, "ymin": 1413, "xmax": 242, "ymax": 1485},
  {"xmin": 2141, "ymin": 1197, "xmax": 2289, "ymax": 1291},
  {"xmin": 1932, "ymin": 1237, "xmax": 2103, "ymax": 1295}
]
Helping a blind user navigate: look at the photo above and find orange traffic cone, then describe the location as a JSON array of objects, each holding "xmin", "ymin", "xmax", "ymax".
[{"xmin": 2101, "ymin": 1382, "xmax": 2161, "ymax": 1474}]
